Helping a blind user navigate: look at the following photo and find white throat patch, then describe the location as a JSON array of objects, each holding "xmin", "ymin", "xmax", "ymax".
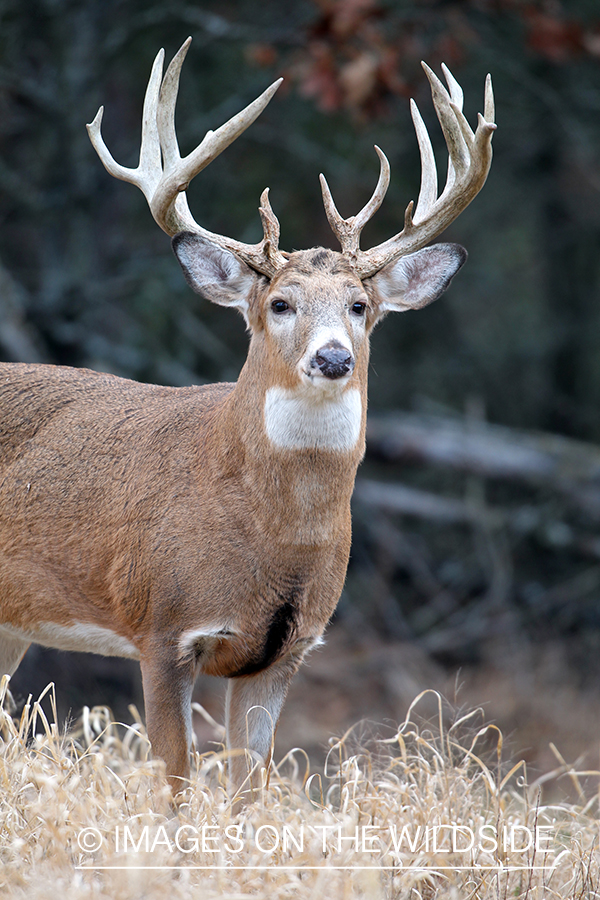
[{"xmin": 264, "ymin": 387, "xmax": 362, "ymax": 451}]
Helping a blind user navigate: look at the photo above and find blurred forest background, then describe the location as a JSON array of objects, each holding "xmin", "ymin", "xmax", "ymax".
[{"xmin": 3, "ymin": 0, "xmax": 600, "ymax": 783}]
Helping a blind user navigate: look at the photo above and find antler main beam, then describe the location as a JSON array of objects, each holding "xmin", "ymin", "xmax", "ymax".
[
  {"xmin": 320, "ymin": 64, "xmax": 496, "ymax": 278},
  {"xmin": 87, "ymin": 38, "xmax": 288, "ymax": 277}
]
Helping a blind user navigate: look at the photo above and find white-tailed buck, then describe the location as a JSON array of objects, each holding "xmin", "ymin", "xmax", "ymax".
[{"xmin": 0, "ymin": 39, "xmax": 495, "ymax": 797}]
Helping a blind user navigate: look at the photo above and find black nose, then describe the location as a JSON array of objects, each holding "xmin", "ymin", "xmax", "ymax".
[{"xmin": 313, "ymin": 342, "xmax": 354, "ymax": 380}]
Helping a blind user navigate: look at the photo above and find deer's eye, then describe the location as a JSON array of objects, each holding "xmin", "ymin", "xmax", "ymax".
[
  {"xmin": 351, "ymin": 301, "xmax": 367, "ymax": 316},
  {"xmin": 271, "ymin": 299, "xmax": 290, "ymax": 314}
]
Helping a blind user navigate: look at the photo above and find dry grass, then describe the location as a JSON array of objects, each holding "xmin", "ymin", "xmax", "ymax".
[{"xmin": 1, "ymin": 677, "xmax": 599, "ymax": 899}]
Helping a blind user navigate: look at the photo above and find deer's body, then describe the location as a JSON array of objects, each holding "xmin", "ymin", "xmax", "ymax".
[
  {"xmin": 0, "ymin": 41, "xmax": 495, "ymax": 798},
  {"xmin": 0, "ymin": 359, "xmax": 357, "ymax": 661}
]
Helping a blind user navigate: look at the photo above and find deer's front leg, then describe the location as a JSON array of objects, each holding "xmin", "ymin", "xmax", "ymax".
[
  {"xmin": 140, "ymin": 650, "xmax": 197, "ymax": 798},
  {"xmin": 225, "ymin": 650, "xmax": 303, "ymax": 794}
]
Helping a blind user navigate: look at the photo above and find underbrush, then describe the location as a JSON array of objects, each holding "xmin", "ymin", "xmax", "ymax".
[{"xmin": 0, "ymin": 677, "xmax": 598, "ymax": 899}]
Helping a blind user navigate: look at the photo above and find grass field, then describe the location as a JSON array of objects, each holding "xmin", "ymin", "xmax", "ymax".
[{"xmin": 1, "ymin": 677, "xmax": 598, "ymax": 899}]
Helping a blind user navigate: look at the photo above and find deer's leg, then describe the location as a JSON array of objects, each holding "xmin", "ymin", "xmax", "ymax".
[
  {"xmin": 140, "ymin": 651, "xmax": 197, "ymax": 798},
  {"xmin": 0, "ymin": 629, "xmax": 30, "ymax": 676},
  {"xmin": 225, "ymin": 652, "xmax": 302, "ymax": 793},
  {"xmin": 0, "ymin": 629, "xmax": 30, "ymax": 713}
]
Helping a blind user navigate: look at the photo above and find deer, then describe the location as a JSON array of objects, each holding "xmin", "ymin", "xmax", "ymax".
[{"xmin": 0, "ymin": 38, "xmax": 495, "ymax": 799}]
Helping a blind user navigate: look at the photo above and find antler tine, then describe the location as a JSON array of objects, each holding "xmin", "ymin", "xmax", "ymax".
[
  {"xmin": 441, "ymin": 63, "xmax": 464, "ymax": 109},
  {"xmin": 440, "ymin": 62, "xmax": 466, "ymax": 195},
  {"xmin": 344, "ymin": 66, "xmax": 496, "ymax": 279},
  {"xmin": 87, "ymin": 47, "xmax": 164, "ymax": 201},
  {"xmin": 423, "ymin": 63, "xmax": 469, "ymax": 187},
  {"xmin": 410, "ymin": 99, "xmax": 437, "ymax": 223},
  {"xmin": 319, "ymin": 146, "xmax": 390, "ymax": 261},
  {"xmin": 409, "ymin": 61, "xmax": 470, "ymax": 226},
  {"xmin": 88, "ymin": 39, "xmax": 288, "ymax": 277},
  {"xmin": 156, "ymin": 37, "xmax": 190, "ymax": 173},
  {"xmin": 258, "ymin": 188, "xmax": 281, "ymax": 251},
  {"xmin": 484, "ymin": 73, "xmax": 495, "ymax": 125}
]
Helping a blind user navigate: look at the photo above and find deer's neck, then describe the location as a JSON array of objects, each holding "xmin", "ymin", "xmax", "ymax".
[{"xmin": 214, "ymin": 353, "xmax": 368, "ymax": 546}]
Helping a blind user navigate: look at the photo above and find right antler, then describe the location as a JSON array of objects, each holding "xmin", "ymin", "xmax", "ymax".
[{"xmin": 87, "ymin": 38, "xmax": 288, "ymax": 277}]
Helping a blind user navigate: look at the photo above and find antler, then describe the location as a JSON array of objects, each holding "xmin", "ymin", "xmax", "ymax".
[
  {"xmin": 320, "ymin": 63, "xmax": 496, "ymax": 279},
  {"xmin": 87, "ymin": 38, "xmax": 288, "ymax": 277}
]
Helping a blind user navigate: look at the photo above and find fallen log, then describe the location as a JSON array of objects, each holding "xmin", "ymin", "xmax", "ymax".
[
  {"xmin": 366, "ymin": 412, "xmax": 600, "ymax": 518},
  {"xmin": 353, "ymin": 476, "xmax": 600, "ymax": 553}
]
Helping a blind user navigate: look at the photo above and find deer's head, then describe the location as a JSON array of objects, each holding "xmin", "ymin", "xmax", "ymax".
[{"xmin": 88, "ymin": 38, "xmax": 494, "ymax": 405}]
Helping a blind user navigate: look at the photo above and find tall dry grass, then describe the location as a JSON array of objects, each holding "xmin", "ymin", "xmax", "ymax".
[{"xmin": 0, "ymin": 676, "xmax": 598, "ymax": 899}]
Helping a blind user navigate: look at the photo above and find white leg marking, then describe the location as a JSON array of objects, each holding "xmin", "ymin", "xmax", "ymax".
[{"xmin": 225, "ymin": 642, "xmax": 316, "ymax": 790}]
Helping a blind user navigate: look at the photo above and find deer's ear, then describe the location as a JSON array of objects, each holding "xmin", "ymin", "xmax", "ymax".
[
  {"xmin": 172, "ymin": 232, "xmax": 262, "ymax": 318},
  {"xmin": 367, "ymin": 244, "xmax": 467, "ymax": 316}
]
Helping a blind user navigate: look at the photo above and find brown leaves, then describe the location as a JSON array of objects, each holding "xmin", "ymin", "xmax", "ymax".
[
  {"xmin": 524, "ymin": 7, "xmax": 586, "ymax": 63},
  {"xmin": 245, "ymin": 1, "xmax": 600, "ymax": 119},
  {"xmin": 286, "ymin": 0, "xmax": 411, "ymax": 119}
]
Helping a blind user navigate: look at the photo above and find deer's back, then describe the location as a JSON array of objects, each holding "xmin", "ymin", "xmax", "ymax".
[
  {"xmin": 0, "ymin": 362, "xmax": 235, "ymax": 522},
  {"xmin": 0, "ymin": 362, "xmax": 232, "ymax": 459}
]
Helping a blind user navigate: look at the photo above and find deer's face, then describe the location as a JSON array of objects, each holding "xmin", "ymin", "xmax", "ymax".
[
  {"xmin": 255, "ymin": 248, "xmax": 373, "ymax": 394},
  {"xmin": 173, "ymin": 231, "xmax": 466, "ymax": 406}
]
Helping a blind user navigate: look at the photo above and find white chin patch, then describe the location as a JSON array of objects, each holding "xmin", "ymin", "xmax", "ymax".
[{"xmin": 264, "ymin": 387, "xmax": 362, "ymax": 451}]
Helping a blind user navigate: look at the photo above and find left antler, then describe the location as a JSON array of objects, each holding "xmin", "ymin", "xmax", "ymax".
[{"xmin": 320, "ymin": 63, "xmax": 496, "ymax": 278}]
